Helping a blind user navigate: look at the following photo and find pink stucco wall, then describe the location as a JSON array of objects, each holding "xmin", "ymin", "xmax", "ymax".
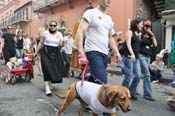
[
  {"xmin": 27, "ymin": 0, "xmax": 136, "ymax": 39},
  {"xmin": 28, "ymin": 0, "xmax": 90, "ymax": 38},
  {"xmin": 0, "ymin": 0, "xmax": 136, "ymax": 39}
]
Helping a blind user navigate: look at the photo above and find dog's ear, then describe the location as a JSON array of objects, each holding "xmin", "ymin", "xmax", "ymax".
[{"xmin": 108, "ymin": 91, "xmax": 118, "ymax": 105}]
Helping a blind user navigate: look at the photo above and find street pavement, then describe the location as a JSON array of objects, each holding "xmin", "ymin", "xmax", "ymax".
[{"xmin": 0, "ymin": 63, "xmax": 175, "ymax": 116}]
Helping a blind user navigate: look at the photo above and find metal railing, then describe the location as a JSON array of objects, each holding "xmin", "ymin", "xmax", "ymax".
[{"xmin": 33, "ymin": 0, "xmax": 66, "ymax": 12}]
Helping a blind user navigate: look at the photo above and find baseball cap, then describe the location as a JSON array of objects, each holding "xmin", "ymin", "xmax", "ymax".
[{"xmin": 144, "ymin": 20, "xmax": 151, "ymax": 27}]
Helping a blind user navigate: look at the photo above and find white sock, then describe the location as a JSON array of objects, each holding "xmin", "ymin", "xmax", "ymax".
[{"xmin": 45, "ymin": 85, "xmax": 51, "ymax": 94}]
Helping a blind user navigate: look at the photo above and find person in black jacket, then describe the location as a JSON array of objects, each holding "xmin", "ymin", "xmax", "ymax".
[{"xmin": 2, "ymin": 25, "xmax": 16, "ymax": 63}]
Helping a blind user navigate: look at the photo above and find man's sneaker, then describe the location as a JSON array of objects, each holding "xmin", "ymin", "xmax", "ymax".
[
  {"xmin": 144, "ymin": 96, "xmax": 155, "ymax": 101},
  {"xmin": 135, "ymin": 92, "xmax": 140, "ymax": 96},
  {"xmin": 85, "ymin": 106, "xmax": 92, "ymax": 113},
  {"xmin": 131, "ymin": 95, "xmax": 138, "ymax": 100},
  {"xmin": 169, "ymin": 81, "xmax": 175, "ymax": 85},
  {"xmin": 169, "ymin": 81, "xmax": 175, "ymax": 88}
]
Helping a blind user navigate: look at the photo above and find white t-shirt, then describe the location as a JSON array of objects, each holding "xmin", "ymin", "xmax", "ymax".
[
  {"xmin": 62, "ymin": 35, "xmax": 74, "ymax": 54},
  {"xmin": 24, "ymin": 38, "xmax": 31, "ymax": 50},
  {"xmin": 76, "ymin": 81, "xmax": 116, "ymax": 114},
  {"xmin": 83, "ymin": 8, "xmax": 113, "ymax": 55},
  {"xmin": 42, "ymin": 30, "xmax": 63, "ymax": 47}
]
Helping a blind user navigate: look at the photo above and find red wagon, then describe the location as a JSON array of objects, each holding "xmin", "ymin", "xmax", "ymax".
[
  {"xmin": 0, "ymin": 60, "xmax": 34, "ymax": 84},
  {"xmin": 10, "ymin": 62, "xmax": 34, "ymax": 84}
]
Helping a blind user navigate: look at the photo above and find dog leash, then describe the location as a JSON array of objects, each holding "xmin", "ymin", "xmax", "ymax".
[
  {"xmin": 78, "ymin": 54, "xmax": 89, "ymax": 86},
  {"xmin": 90, "ymin": 74, "xmax": 105, "ymax": 85},
  {"xmin": 79, "ymin": 54, "xmax": 105, "ymax": 85},
  {"xmin": 81, "ymin": 63, "xmax": 88, "ymax": 86},
  {"xmin": 81, "ymin": 64, "xmax": 104, "ymax": 85}
]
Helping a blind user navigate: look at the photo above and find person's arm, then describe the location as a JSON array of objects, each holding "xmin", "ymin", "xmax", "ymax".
[
  {"xmin": 125, "ymin": 30, "xmax": 135, "ymax": 61},
  {"xmin": 76, "ymin": 18, "xmax": 89, "ymax": 54},
  {"xmin": 34, "ymin": 36, "xmax": 45, "ymax": 56},
  {"xmin": 0, "ymin": 38, "xmax": 4, "ymax": 49},
  {"xmin": 150, "ymin": 61, "xmax": 159, "ymax": 71},
  {"xmin": 158, "ymin": 62, "xmax": 164, "ymax": 71},
  {"xmin": 14, "ymin": 36, "xmax": 17, "ymax": 43},
  {"xmin": 70, "ymin": 37, "xmax": 76, "ymax": 49},
  {"xmin": 151, "ymin": 35, "xmax": 157, "ymax": 47},
  {"xmin": 59, "ymin": 33, "xmax": 64, "ymax": 47},
  {"xmin": 109, "ymin": 29, "xmax": 122, "ymax": 61},
  {"xmin": 147, "ymin": 29, "xmax": 157, "ymax": 47},
  {"xmin": 1, "ymin": 34, "xmax": 5, "ymax": 48},
  {"xmin": 76, "ymin": 18, "xmax": 90, "ymax": 64}
]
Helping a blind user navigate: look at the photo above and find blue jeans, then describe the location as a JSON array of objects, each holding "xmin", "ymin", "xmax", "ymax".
[
  {"xmin": 122, "ymin": 56, "xmax": 141, "ymax": 96},
  {"xmin": 86, "ymin": 51, "xmax": 118, "ymax": 116},
  {"xmin": 16, "ymin": 48, "xmax": 24, "ymax": 58},
  {"xmin": 86, "ymin": 51, "xmax": 108, "ymax": 84},
  {"xmin": 139, "ymin": 54, "xmax": 153, "ymax": 98}
]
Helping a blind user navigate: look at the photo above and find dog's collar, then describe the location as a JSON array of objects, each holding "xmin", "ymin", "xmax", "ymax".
[
  {"xmin": 101, "ymin": 90, "xmax": 109, "ymax": 107},
  {"xmin": 104, "ymin": 90, "xmax": 109, "ymax": 101}
]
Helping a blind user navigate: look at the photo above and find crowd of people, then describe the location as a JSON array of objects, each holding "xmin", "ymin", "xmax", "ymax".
[
  {"xmin": 0, "ymin": 20, "xmax": 76, "ymax": 96},
  {"xmin": 0, "ymin": 0, "xmax": 175, "ymax": 115}
]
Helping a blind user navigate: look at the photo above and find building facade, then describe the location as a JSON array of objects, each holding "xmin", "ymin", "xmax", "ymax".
[
  {"xmin": 162, "ymin": 0, "xmax": 175, "ymax": 52},
  {"xmin": 0, "ymin": 0, "xmax": 157, "ymax": 40}
]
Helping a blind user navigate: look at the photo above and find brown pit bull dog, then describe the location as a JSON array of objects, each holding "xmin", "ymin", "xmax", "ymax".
[{"xmin": 56, "ymin": 81, "xmax": 131, "ymax": 116}]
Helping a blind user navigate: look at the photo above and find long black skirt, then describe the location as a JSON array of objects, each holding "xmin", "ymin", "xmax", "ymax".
[{"xmin": 40, "ymin": 45, "xmax": 64, "ymax": 83}]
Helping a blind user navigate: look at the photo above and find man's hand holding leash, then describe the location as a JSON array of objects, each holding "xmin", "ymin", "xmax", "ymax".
[
  {"xmin": 78, "ymin": 54, "xmax": 89, "ymax": 65},
  {"xmin": 78, "ymin": 54, "xmax": 89, "ymax": 86}
]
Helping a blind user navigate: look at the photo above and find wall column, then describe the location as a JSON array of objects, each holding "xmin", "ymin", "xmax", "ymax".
[{"xmin": 165, "ymin": 25, "xmax": 172, "ymax": 52}]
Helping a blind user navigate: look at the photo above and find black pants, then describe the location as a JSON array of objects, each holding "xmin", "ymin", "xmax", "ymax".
[
  {"xmin": 62, "ymin": 52, "xmax": 71, "ymax": 77},
  {"xmin": 149, "ymin": 68, "xmax": 162, "ymax": 81},
  {"xmin": 3, "ymin": 48, "xmax": 16, "ymax": 63}
]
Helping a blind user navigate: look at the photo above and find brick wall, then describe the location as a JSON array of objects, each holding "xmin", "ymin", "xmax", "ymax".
[
  {"xmin": 165, "ymin": 0, "xmax": 175, "ymax": 10},
  {"xmin": 136, "ymin": 0, "xmax": 156, "ymax": 20}
]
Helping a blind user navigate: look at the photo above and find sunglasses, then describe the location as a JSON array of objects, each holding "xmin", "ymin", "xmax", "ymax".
[{"xmin": 49, "ymin": 24, "xmax": 57, "ymax": 27}]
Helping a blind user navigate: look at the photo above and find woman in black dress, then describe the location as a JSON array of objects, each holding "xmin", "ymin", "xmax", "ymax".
[{"xmin": 35, "ymin": 20, "xmax": 64, "ymax": 96}]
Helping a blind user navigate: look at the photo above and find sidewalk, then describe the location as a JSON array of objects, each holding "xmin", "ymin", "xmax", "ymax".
[{"xmin": 107, "ymin": 62, "xmax": 174, "ymax": 84}]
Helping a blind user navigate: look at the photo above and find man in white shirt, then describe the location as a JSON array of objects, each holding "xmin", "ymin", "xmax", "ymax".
[
  {"xmin": 76, "ymin": 1, "xmax": 121, "ymax": 115},
  {"xmin": 77, "ymin": 0, "xmax": 121, "ymax": 84}
]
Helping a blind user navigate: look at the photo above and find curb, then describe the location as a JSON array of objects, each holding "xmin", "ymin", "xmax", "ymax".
[{"xmin": 107, "ymin": 63, "xmax": 173, "ymax": 84}]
